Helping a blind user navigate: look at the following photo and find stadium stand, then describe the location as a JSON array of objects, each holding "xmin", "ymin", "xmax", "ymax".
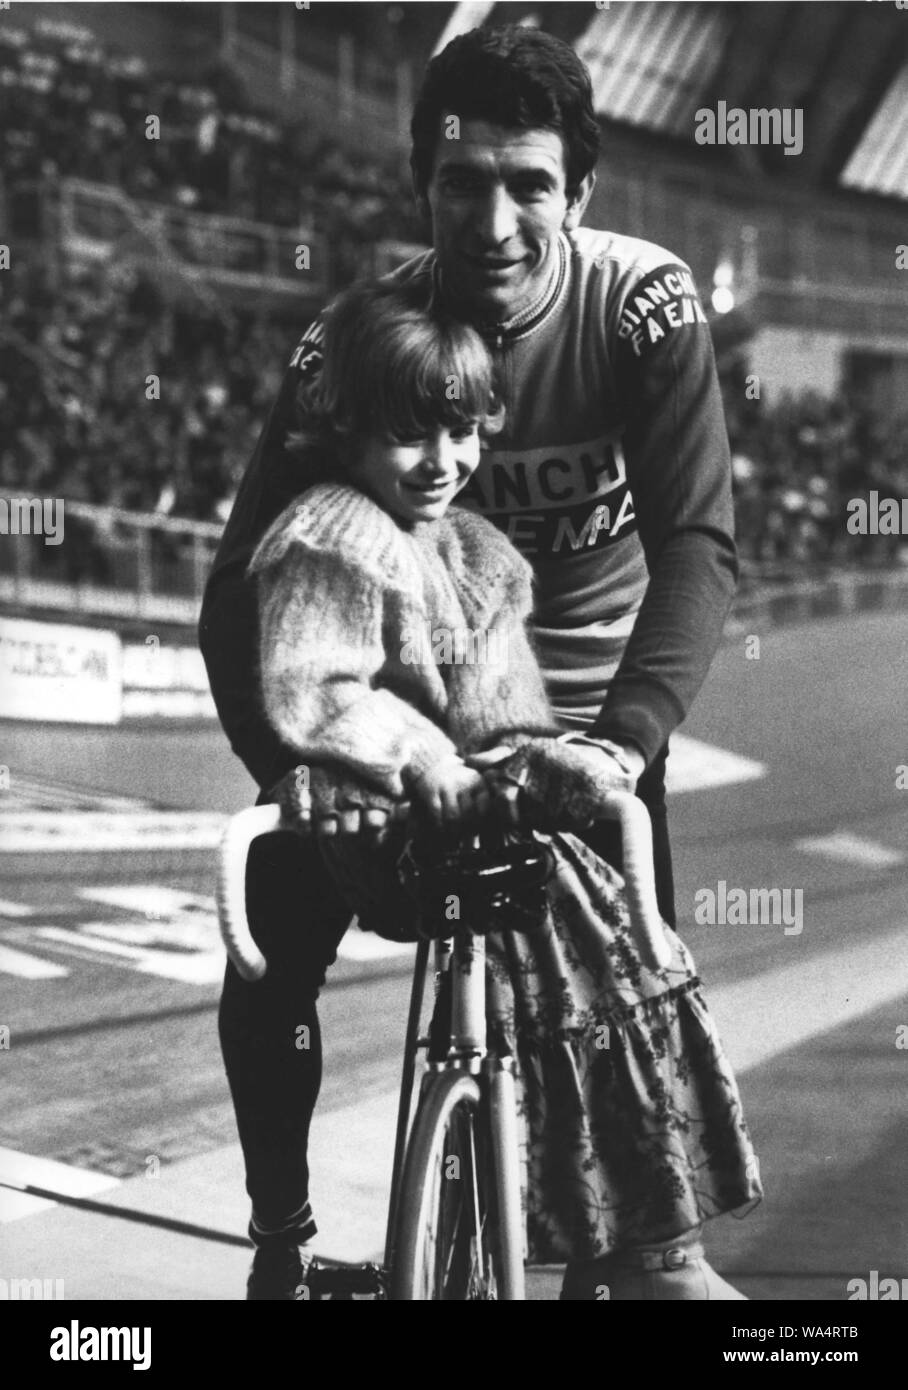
[
  {"xmin": 0, "ymin": 14, "xmax": 421, "ymax": 242},
  {"xmin": 2, "ymin": 2, "xmax": 908, "ymax": 620}
]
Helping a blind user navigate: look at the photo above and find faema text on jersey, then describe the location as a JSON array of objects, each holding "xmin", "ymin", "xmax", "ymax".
[
  {"xmin": 457, "ymin": 435, "xmax": 636, "ymax": 558},
  {"xmin": 616, "ymin": 264, "xmax": 709, "ymax": 360}
]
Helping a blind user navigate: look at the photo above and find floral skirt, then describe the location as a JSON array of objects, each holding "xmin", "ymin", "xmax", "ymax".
[
  {"xmin": 481, "ymin": 831, "xmax": 762, "ymax": 1263},
  {"xmin": 319, "ymin": 827, "xmax": 762, "ymax": 1264}
]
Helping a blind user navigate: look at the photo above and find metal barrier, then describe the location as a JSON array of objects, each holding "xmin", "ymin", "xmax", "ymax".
[
  {"xmin": 2, "ymin": 495, "xmax": 902, "ymax": 632},
  {"xmin": 594, "ymin": 162, "xmax": 908, "ymax": 339},
  {"xmin": 57, "ymin": 179, "xmax": 326, "ymax": 297},
  {"xmin": 237, "ymin": 30, "xmax": 408, "ymax": 158},
  {"xmin": 0, "ymin": 501, "xmax": 222, "ymax": 624}
]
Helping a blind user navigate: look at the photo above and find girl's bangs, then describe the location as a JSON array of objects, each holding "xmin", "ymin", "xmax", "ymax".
[{"xmin": 357, "ymin": 330, "xmax": 496, "ymax": 441}]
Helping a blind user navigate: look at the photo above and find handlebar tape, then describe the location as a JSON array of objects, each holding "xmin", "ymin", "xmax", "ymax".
[
  {"xmin": 215, "ymin": 792, "xmax": 671, "ymax": 980},
  {"xmin": 216, "ymin": 804, "xmax": 282, "ymax": 981}
]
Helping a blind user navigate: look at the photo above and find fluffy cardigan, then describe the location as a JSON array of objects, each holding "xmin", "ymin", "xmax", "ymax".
[{"xmin": 250, "ymin": 481, "xmax": 561, "ymax": 798}]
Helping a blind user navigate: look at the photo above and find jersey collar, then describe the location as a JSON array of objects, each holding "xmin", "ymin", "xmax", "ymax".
[{"xmin": 432, "ymin": 231, "xmax": 569, "ymax": 344}]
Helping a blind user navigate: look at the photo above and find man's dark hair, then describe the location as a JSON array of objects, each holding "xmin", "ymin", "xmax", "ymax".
[{"xmin": 410, "ymin": 24, "xmax": 601, "ymax": 198}]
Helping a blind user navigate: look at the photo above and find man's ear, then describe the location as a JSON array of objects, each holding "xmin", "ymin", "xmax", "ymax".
[
  {"xmin": 411, "ymin": 165, "xmax": 431, "ymax": 223},
  {"xmin": 563, "ymin": 170, "xmax": 596, "ymax": 231}
]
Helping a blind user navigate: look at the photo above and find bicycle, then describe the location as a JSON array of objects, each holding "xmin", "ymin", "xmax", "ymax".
[{"xmin": 216, "ymin": 787, "xmax": 670, "ymax": 1300}]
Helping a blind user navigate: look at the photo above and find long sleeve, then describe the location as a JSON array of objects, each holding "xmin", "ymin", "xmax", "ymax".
[
  {"xmin": 198, "ymin": 319, "xmax": 329, "ymax": 792},
  {"xmin": 449, "ymin": 606, "xmax": 562, "ymax": 756},
  {"xmin": 253, "ymin": 511, "xmax": 460, "ymax": 799},
  {"xmin": 590, "ymin": 263, "xmax": 739, "ymax": 763},
  {"xmin": 434, "ymin": 508, "xmax": 562, "ymax": 754}
]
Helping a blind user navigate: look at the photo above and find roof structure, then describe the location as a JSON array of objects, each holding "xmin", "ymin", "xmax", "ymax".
[{"xmin": 482, "ymin": 0, "xmax": 908, "ymax": 201}]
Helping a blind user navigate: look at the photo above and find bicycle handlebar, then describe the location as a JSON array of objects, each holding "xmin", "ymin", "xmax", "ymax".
[
  {"xmin": 592, "ymin": 790, "xmax": 672, "ymax": 971},
  {"xmin": 216, "ymin": 790, "xmax": 671, "ymax": 983},
  {"xmin": 216, "ymin": 803, "xmax": 282, "ymax": 981}
]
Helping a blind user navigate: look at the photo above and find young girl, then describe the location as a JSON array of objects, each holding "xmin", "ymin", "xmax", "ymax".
[{"xmin": 249, "ymin": 277, "xmax": 762, "ymax": 1300}]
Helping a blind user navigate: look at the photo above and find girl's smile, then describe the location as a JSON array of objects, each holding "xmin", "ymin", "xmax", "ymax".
[{"xmin": 347, "ymin": 424, "xmax": 482, "ymax": 523}]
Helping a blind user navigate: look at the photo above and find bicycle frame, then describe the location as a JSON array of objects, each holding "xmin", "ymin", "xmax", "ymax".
[
  {"xmin": 383, "ymin": 924, "xmax": 526, "ymax": 1299},
  {"xmin": 216, "ymin": 789, "xmax": 669, "ymax": 1299}
]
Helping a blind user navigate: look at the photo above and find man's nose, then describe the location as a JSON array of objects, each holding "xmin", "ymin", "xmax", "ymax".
[{"xmin": 475, "ymin": 187, "xmax": 518, "ymax": 247}]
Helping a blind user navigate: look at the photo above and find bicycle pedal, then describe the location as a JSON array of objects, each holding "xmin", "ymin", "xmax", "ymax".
[{"xmin": 306, "ymin": 1261, "xmax": 387, "ymax": 1300}]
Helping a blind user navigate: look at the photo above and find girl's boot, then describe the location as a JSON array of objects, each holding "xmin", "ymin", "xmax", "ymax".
[{"xmin": 560, "ymin": 1228, "xmax": 748, "ymax": 1300}]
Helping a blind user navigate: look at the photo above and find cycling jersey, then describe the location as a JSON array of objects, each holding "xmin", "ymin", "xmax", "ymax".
[{"xmin": 200, "ymin": 225, "xmax": 738, "ymax": 792}]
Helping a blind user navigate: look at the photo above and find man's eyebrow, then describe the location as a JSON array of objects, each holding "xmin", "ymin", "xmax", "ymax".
[
  {"xmin": 508, "ymin": 167, "xmax": 559, "ymax": 184},
  {"xmin": 436, "ymin": 159, "xmax": 558, "ymax": 183},
  {"xmin": 435, "ymin": 160, "xmax": 485, "ymax": 176}
]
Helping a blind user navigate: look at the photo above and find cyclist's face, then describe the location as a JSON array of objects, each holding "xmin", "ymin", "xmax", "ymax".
[
  {"xmin": 348, "ymin": 423, "xmax": 481, "ymax": 523},
  {"xmin": 418, "ymin": 120, "xmax": 593, "ymax": 321}
]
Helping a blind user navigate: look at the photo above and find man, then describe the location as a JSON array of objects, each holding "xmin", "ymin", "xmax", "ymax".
[{"xmin": 200, "ymin": 25, "xmax": 739, "ymax": 1299}]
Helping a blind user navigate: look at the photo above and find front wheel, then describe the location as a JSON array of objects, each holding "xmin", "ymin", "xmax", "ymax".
[{"xmin": 390, "ymin": 1070, "xmax": 513, "ymax": 1300}]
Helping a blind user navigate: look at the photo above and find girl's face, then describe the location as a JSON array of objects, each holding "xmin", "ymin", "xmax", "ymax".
[{"xmin": 347, "ymin": 423, "xmax": 482, "ymax": 523}]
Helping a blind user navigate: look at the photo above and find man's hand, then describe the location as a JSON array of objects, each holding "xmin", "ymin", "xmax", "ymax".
[
  {"xmin": 470, "ymin": 736, "xmax": 644, "ymax": 830},
  {"xmin": 604, "ymin": 741, "xmax": 646, "ymax": 783},
  {"xmin": 269, "ymin": 765, "xmax": 408, "ymax": 844}
]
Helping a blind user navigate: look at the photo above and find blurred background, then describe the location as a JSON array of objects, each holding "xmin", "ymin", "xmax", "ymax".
[
  {"xmin": 1, "ymin": 2, "xmax": 907, "ymax": 1304},
  {"xmin": 2, "ymin": 0, "xmax": 908, "ymax": 604}
]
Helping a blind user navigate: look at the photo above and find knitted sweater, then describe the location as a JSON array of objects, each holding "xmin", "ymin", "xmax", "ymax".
[
  {"xmin": 201, "ymin": 226, "xmax": 737, "ymax": 792},
  {"xmin": 250, "ymin": 481, "xmax": 561, "ymax": 799}
]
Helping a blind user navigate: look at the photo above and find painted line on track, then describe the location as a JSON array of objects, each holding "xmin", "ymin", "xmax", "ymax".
[
  {"xmin": 793, "ymin": 830, "xmax": 906, "ymax": 867},
  {"xmin": 0, "ymin": 738, "xmax": 766, "ymax": 857},
  {"xmin": 0, "ymin": 812, "xmax": 227, "ymax": 852},
  {"xmin": 0, "ymin": 1147, "xmax": 120, "ymax": 1224},
  {"xmin": 256, "ymin": 920, "xmax": 908, "ymax": 1261},
  {"xmin": 666, "ymin": 734, "xmax": 766, "ymax": 795},
  {"xmin": 0, "ymin": 881, "xmax": 412, "ymax": 978},
  {"xmin": 0, "ymin": 944, "xmax": 68, "ymax": 979},
  {"xmin": 707, "ymin": 921, "xmax": 908, "ymax": 1074}
]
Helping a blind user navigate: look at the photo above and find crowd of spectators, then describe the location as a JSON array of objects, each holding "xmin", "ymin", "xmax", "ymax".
[
  {"xmin": 0, "ymin": 251, "xmax": 293, "ymax": 585},
  {"xmin": 2, "ymin": 17, "xmax": 906, "ymax": 596},
  {"xmin": 0, "ymin": 17, "xmax": 422, "ymax": 248},
  {"xmin": 722, "ymin": 358, "xmax": 908, "ymax": 577},
  {"xmin": 4, "ymin": 243, "xmax": 906, "ymax": 594},
  {"xmin": 0, "ymin": 15, "xmax": 422, "ymax": 588}
]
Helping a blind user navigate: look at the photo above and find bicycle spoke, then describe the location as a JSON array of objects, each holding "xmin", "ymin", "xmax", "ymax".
[
  {"xmin": 441, "ymin": 1192, "xmax": 464, "ymax": 1291},
  {"xmin": 397, "ymin": 1077, "xmax": 504, "ymax": 1300},
  {"xmin": 443, "ymin": 1114, "xmax": 470, "ymax": 1295},
  {"xmin": 467, "ymin": 1114, "xmax": 486, "ymax": 1285}
]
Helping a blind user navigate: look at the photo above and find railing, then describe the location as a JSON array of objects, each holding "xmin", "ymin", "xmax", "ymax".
[
  {"xmin": 593, "ymin": 161, "xmax": 908, "ymax": 339},
  {"xmin": 38, "ymin": 146, "xmax": 908, "ymax": 340},
  {"xmin": 3, "ymin": 494, "xmax": 906, "ymax": 635},
  {"xmin": 0, "ymin": 502, "xmax": 222, "ymax": 624},
  {"xmin": 56, "ymin": 179, "xmax": 327, "ymax": 298},
  {"xmin": 234, "ymin": 30, "xmax": 409, "ymax": 160}
]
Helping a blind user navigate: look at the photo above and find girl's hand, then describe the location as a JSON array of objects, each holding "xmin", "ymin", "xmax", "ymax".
[
  {"xmin": 270, "ymin": 765, "xmax": 408, "ymax": 845},
  {"xmin": 462, "ymin": 745, "xmax": 522, "ymax": 825},
  {"xmin": 407, "ymin": 755, "xmax": 486, "ymax": 826}
]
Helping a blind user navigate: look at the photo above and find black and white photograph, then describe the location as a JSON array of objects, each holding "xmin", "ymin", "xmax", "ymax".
[{"xmin": 1, "ymin": 0, "xmax": 906, "ymax": 1347}]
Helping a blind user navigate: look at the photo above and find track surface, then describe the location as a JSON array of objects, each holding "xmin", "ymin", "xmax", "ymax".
[{"xmin": 2, "ymin": 610, "xmax": 907, "ymax": 1301}]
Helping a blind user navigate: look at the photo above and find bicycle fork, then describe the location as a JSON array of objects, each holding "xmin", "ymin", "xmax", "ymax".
[{"xmin": 448, "ymin": 931, "xmax": 526, "ymax": 1301}]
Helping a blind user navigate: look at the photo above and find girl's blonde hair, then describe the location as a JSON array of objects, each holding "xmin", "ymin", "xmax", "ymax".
[{"xmin": 287, "ymin": 277, "xmax": 504, "ymax": 467}]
